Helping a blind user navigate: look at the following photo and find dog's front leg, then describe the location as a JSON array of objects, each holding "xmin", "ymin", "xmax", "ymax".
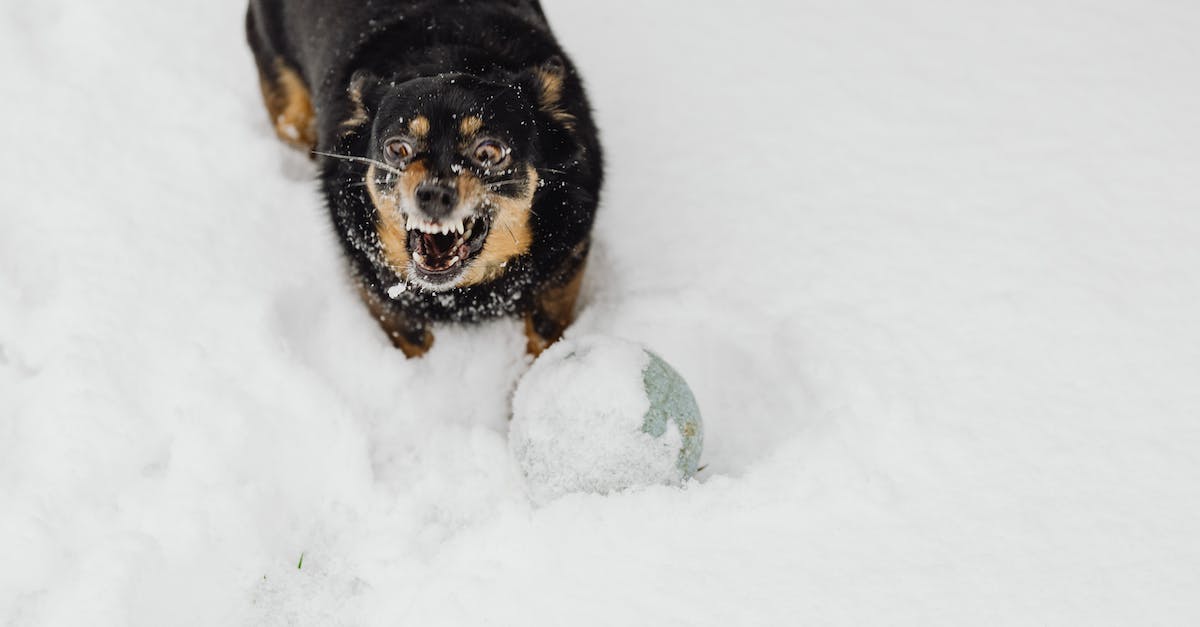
[
  {"xmin": 525, "ymin": 249, "xmax": 587, "ymax": 357},
  {"xmin": 358, "ymin": 286, "xmax": 434, "ymax": 358}
]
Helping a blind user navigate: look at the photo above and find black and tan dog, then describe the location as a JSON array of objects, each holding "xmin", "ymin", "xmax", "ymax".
[{"xmin": 247, "ymin": 0, "xmax": 602, "ymax": 357}]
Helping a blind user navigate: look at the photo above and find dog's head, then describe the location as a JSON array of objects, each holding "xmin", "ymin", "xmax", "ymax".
[{"xmin": 344, "ymin": 59, "xmax": 575, "ymax": 291}]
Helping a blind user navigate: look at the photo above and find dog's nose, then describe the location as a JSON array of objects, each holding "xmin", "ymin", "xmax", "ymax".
[{"xmin": 414, "ymin": 182, "xmax": 457, "ymax": 218}]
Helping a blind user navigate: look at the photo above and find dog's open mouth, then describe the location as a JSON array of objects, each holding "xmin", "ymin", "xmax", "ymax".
[{"xmin": 405, "ymin": 213, "xmax": 491, "ymax": 285}]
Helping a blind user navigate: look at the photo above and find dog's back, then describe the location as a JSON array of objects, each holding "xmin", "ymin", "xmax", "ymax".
[{"xmin": 248, "ymin": 0, "xmax": 552, "ymax": 118}]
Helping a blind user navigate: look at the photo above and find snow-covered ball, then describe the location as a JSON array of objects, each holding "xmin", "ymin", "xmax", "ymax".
[{"xmin": 509, "ymin": 336, "xmax": 703, "ymax": 503}]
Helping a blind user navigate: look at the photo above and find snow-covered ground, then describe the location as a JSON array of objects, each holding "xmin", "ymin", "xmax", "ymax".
[{"xmin": 3, "ymin": 0, "xmax": 1200, "ymax": 624}]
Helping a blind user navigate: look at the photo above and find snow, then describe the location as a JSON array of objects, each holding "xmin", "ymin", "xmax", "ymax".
[
  {"xmin": 510, "ymin": 336, "xmax": 690, "ymax": 504},
  {"xmin": 3, "ymin": 0, "xmax": 1200, "ymax": 625}
]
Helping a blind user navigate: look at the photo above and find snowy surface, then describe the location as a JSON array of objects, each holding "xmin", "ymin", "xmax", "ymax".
[
  {"xmin": 3, "ymin": 0, "xmax": 1200, "ymax": 624},
  {"xmin": 510, "ymin": 336, "xmax": 687, "ymax": 504}
]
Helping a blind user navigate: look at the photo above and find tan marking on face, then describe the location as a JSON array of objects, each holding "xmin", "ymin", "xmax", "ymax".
[
  {"xmin": 397, "ymin": 160, "xmax": 428, "ymax": 201},
  {"xmin": 458, "ymin": 164, "xmax": 538, "ymax": 286},
  {"xmin": 366, "ymin": 163, "xmax": 422, "ymax": 276},
  {"xmin": 370, "ymin": 160, "xmax": 535, "ymax": 288},
  {"xmin": 408, "ymin": 116, "xmax": 430, "ymax": 138},
  {"xmin": 459, "ymin": 116, "xmax": 484, "ymax": 137},
  {"xmin": 455, "ymin": 169, "xmax": 486, "ymax": 208},
  {"xmin": 258, "ymin": 58, "xmax": 317, "ymax": 150}
]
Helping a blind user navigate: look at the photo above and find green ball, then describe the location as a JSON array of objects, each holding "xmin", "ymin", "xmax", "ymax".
[
  {"xmin": 510, "ymin": 336, "xmax": 705, "ymax": 502},
  {"xmin": 640, "ymin": 350, "xmax": 704, "ymax": 480}
]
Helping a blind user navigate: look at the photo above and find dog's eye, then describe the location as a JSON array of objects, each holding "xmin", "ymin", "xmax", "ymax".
[
  {"xmin": 471, "ymin": 139, "xmax": 510, "ymax": 168},
  {"xmin": 383, "ymin": 139, "xmax": 413, "ymax": 164}
]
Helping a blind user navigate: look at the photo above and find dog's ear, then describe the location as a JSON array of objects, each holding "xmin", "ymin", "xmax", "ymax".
[
  {"xmin": 533, "ymin": 56, "xmax": 566, "ymax": 107},
  {"xmin": 525, "ymin": 56, "xmax": 575, "ymax": 130},
  {"xmin": 342, "ymin": 70, "xmax": 384, "ymax": 133}
]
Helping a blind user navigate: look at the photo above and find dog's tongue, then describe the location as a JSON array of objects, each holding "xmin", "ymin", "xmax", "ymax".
[{"xmin": 421, "ymin": 232, "xmax": 455, "ymax": 258}]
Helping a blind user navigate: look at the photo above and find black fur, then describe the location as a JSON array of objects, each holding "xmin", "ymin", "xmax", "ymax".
[{"xmin": 246, "ymin": 0, "xmax": 602, "ymax": 350}]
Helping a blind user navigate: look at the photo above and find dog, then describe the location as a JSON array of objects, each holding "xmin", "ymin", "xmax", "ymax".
[{"xmin": 246, "ymin": 0, "xmax": 603, "ymax": 357}]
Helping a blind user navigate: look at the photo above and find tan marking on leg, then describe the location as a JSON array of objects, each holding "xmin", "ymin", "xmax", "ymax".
[
  {"xmin": 358, "ymin": 282, "xmax": 433, "ymax": 358},
  {"xmin": 524, "ymin": 257, "xmax": 587, "ymax": 356},
  {"xmin": 524, "ymin": 316, "xmax": 549, "ymax": 357},
  {"xmin": 408, "ymin": 116, "xmax": 430, "ymax": 138},
  {"xmin": 397, "ymin": 330, "xmax": 434, "ymax": 358},
  {"xmin": 258, "ymin": 58, "xmax": 317, "ymax": 151},
  {"xmin": 458, "ymin": 165, "xmax": 537, "ymax": 286},
  {"xmin": 459, "ymin": 115, "xmax": 483, "ymax": 137}
]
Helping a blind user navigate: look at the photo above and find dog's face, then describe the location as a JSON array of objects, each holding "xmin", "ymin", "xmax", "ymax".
[{"xmin": 351, "ymin": 69, "xmax": 563, "ymax": 291}]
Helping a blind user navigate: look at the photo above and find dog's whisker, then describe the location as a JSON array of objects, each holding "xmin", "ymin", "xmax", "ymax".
[
  {"xmin": 486, "ymin": 179, "xmax": 529, "ymax": 188},
  {"xmin": 312, "ymin": 150, "xmax": 404, "ymax": 176},
  {"xmin": 502, "ymin": 222, "xmax": 519, "ymax": 245}
]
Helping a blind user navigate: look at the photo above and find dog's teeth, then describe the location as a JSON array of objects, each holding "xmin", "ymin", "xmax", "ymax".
[
  {"xmin": 448, "ymin": 255, "xmax": 460, "ymax": 266},
  {"xmin": 412, "ymin": 251, "xmax": 425, "ymax": 264},
  {"xmin": 407, "ymin": 218, "xmax": 470, "ymax": 236}
]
